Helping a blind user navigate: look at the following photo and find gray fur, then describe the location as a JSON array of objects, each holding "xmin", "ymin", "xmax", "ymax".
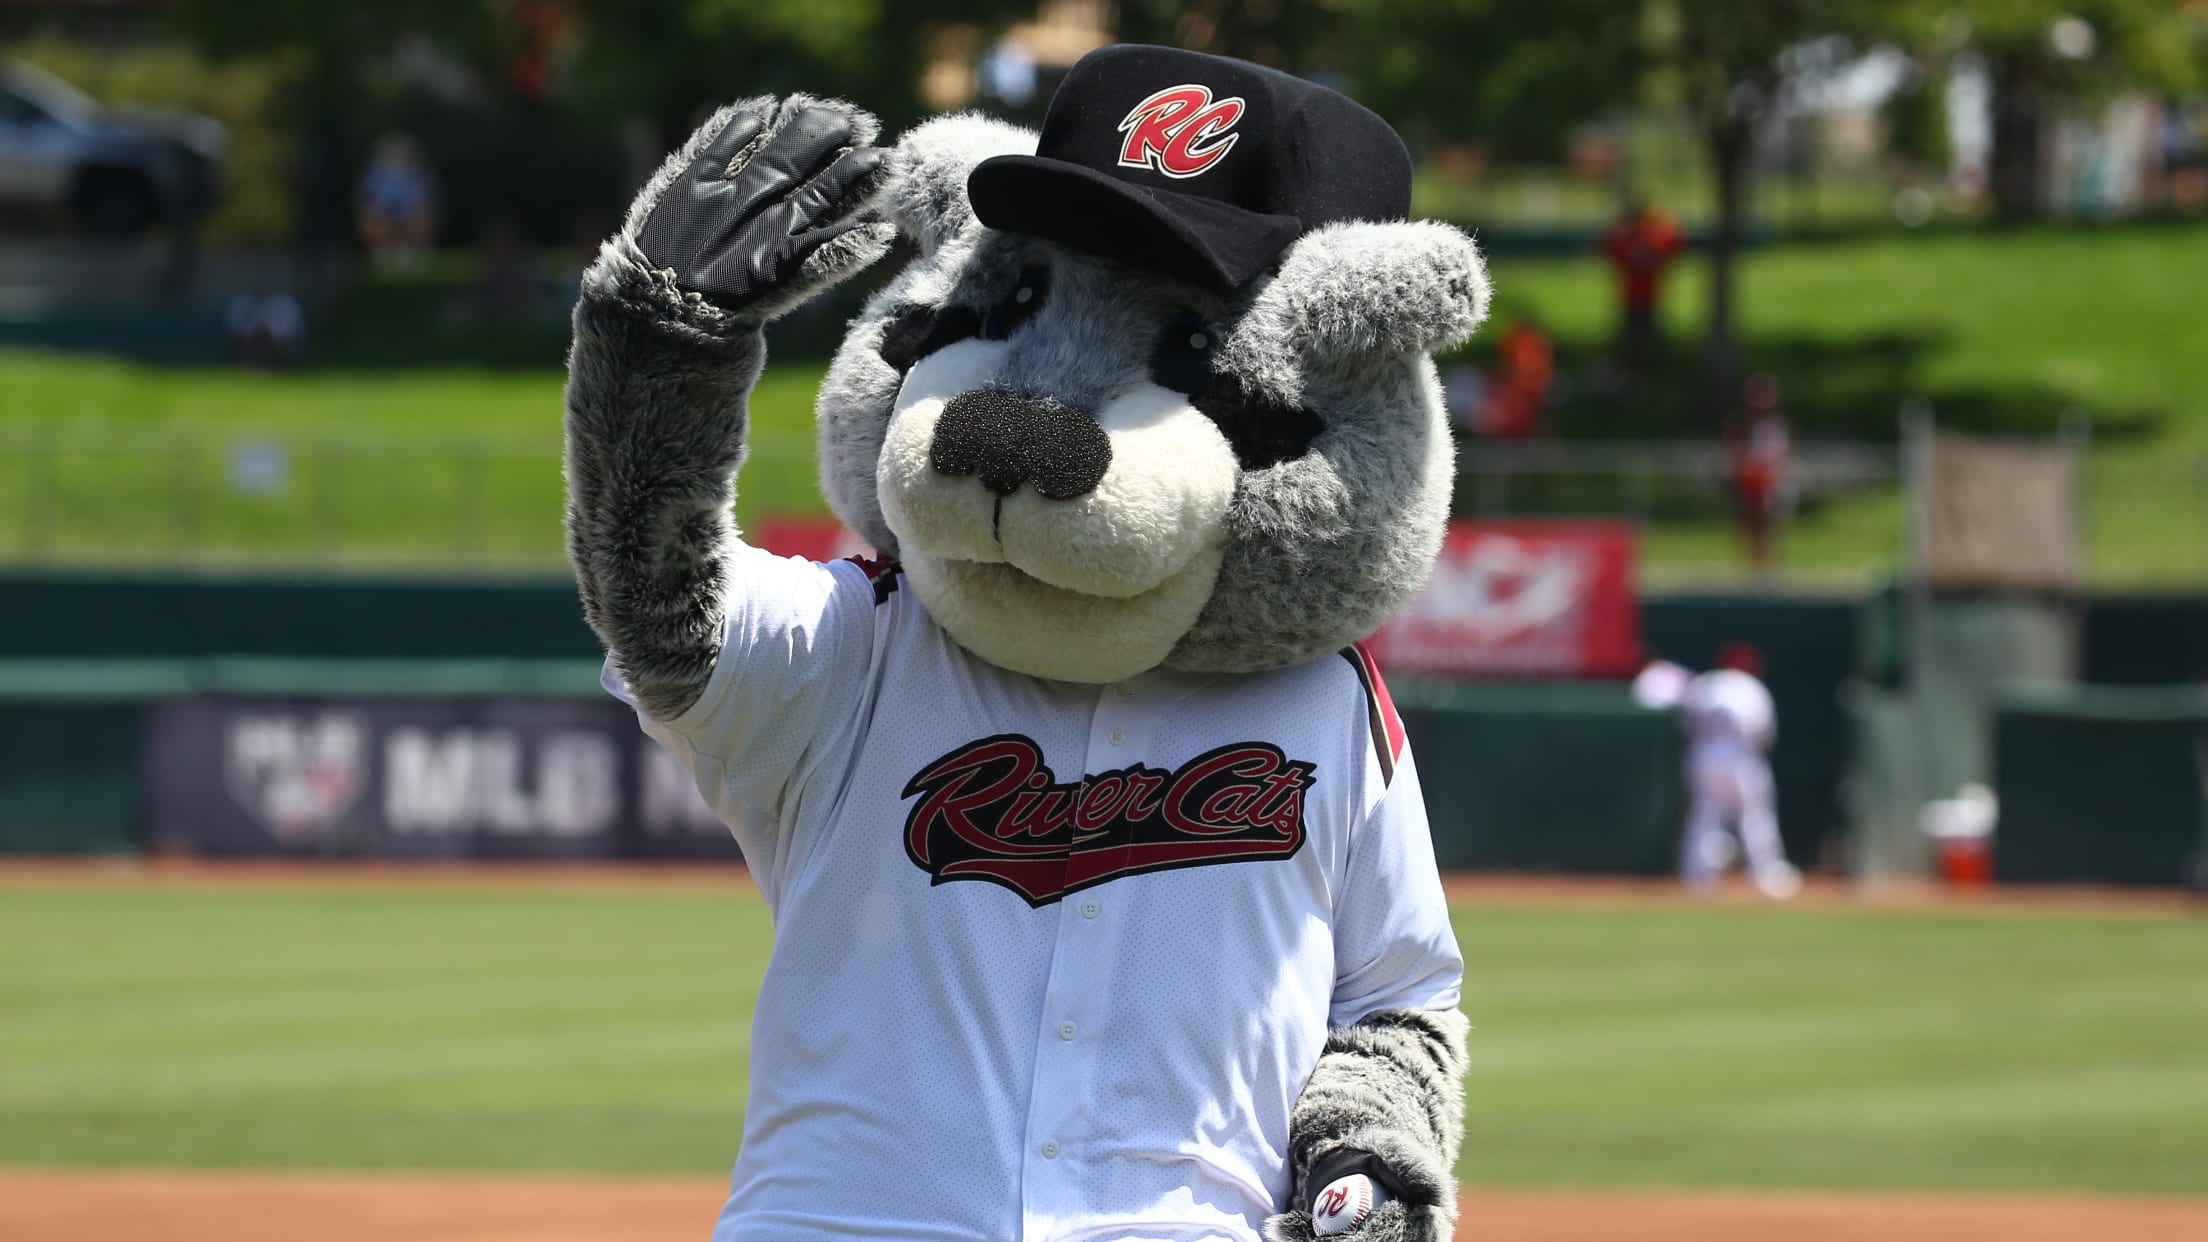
[
  {"xmin": 818, "ymin": 112, "xmax": 1484, "ymax": 673},
  {"xmin": 874, "ymin": 111, "xmax": 1037, "ymax": 255},
  {"xmin": 1263, "ymin": 1007, "xmax": 1471, "ymax": 1242},
  {"xmin": 1246, "ymin": 221, "xmax": 1492, "ymax": 369},
  {"xmin": 816, "ymin": 114, "xmax": 1040, "ymax": 554},
  {"xmin": 566, "ymin": 95, "xmax": 892, "ymax": 718},
  {"xmin": 1170, "ymin": 224, "xmax": 1481, "ymax": 673},
  {"xmin": 1167, "ymin": 356, "xmax": 1454, "ymax": 674}
]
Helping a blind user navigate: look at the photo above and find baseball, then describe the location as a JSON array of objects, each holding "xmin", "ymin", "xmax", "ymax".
[{"xmin": 1311, "ymin": 1172, "xmax": 1387, "ymax": 1236}]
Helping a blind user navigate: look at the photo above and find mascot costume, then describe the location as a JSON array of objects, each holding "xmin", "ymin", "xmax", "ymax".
[{"xmin": 565, "ymin": 44, "xmax": 1490, "ymax": 1242}]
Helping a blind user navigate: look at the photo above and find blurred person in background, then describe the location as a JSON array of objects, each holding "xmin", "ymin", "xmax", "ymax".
[
  {"xmin": 1679, "ymin": 642, "xmax": 1800, "ymax": 899},
  {"xmin": 2189, "ymin": 666, "xmax": 2208, "ymax": 899},
  {"xmin": 1727, "ymin": 372, "xmax": 1792, "ymax": 574},
  {"xmin": 471, "ymin": 216, "xmax": 542, "ymax": 324},
  {"xmin": 1442, "ymin": 359, "xmax": 1488, "ymax": 435},
  {"xmin": 1601, "ymin": 199, "xmax": 1685, "ymax": 381},
  {"xmin": 223, "ymin": 290, "xmax": 306, "ymax": 368},
  {"xmin": 2162, "ymin": 97, "xmax": 2207, "ymax": 211},
  {"xmin": 1477, "ymin": 315, "xmax": 1553, "ymax": 439},
  {"xmin": 356, "ymin": 132, "xmax": 438, "ymax": 270}
]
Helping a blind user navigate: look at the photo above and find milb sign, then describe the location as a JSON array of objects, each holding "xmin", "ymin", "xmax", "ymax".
[{"xmin": 144, "ymin": 697, "xmax": 737, "ymax": 860}]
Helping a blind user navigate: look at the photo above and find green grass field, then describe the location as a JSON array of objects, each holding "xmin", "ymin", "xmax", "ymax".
[
  {"xmin": 4, "ymin": 884, "xmax": 2204, "ymax": 1192},
  {"xmin": 2, "ymin": 222, "xmax": 2204, "ymax": 581}
]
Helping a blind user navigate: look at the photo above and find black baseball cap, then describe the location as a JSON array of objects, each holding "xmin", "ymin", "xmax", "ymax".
[{"xmin": 967, "ymin": 44, "xmax": 1412, "ymax": 292}]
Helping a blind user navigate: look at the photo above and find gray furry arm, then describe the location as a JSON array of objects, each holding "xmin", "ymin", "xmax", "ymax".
[
  {"xmin": 563, "ymin": 243, "xmax": 762, "ymax": 721},
  {"xmin": 563, "ymin": 95, "xmax": 893, "ymax": 721},
  {"xmin": 1267, "ymin": 1006, "xmax": 1470, "ymax": 1242}
]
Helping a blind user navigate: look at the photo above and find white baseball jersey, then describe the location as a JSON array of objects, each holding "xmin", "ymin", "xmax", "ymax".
[
  {"xmin": 606, "ymin": 543, "xmax": 1462, "ymax": 1242},
  {"xmin": 1682, "ymin": 668, "xmax": 1776, "ymax": 763}
]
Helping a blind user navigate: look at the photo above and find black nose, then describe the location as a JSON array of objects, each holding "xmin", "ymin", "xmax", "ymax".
[{"xmin": 929, "ymin": 391, "xmax": 1113, "ymax": 500}]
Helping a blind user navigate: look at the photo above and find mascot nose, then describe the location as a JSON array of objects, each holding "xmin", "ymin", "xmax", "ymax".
[{"xmin": 930, "ymin": 391, "xmax": 1113, "ymax": 501}]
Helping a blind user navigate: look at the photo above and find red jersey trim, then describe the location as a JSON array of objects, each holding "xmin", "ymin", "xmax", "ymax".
[
  {"xmin": 1340, "ymin": 642, "xmax": 1405, "ymax": 786},
  {"xmin": 842, "ymin": 555, "xmax": 902, "ymax": 605}
]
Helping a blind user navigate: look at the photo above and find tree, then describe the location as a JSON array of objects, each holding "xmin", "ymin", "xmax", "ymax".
[
  {"xmin": 1333, "ymin": 1, "xmax": 1889, "ymax": 423},
  {"xmin": 1114, "ymin": 0, "xmax": 1346, "ymax": 74},
  {"xmin": 1336, "ymin": 0, "xmax": 1642, "ymax": 162},
  {"xmin": 1926, "ymin": 0, "xmax": 2205, "ymax": 218},
  {"xmin": 1650, "ymin": 0, "xmax": 1867, "ymax": 419},
  {"xmin": 164, "ymin": 0, "xmax": 1035, "ymax": 252},
  {"xmin": 566, "ymin": 0, "xmax": 1032, "ymax": 141}
]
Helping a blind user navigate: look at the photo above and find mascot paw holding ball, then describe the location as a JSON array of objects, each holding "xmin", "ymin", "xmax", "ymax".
[{"xmin": 566, "ymin": 44, "xmax": 1485, "ymax": 1242}]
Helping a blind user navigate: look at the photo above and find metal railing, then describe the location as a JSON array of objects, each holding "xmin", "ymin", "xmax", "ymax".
[
  {"xmin": 1461, "ymin": 438, "xmax": 1898, "ymax": 513},
  {"xmin": 2, "ymin": 419, "xmax": 2202, "ymax": 586},
  {"xmin": 2, "ymin": 419, "xmax": 579, "ymax": 574}
]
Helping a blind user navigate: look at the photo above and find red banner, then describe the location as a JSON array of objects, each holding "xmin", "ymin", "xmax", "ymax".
[
  {"xmin": 1366, "ymin": 520, "xmax": 1641, "ymax": 678},
  {"xmin": 751, "ymin": 515, "xmax": 871, "ymax": 563}
]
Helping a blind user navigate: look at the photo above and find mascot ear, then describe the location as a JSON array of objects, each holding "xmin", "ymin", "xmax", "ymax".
[
  {"xmin": 875, "ymin": 113, "xmax": 1038, "ymax": 256},
  {"xmin": 1257, "ymin": 220, "xmax": 1491, "ymax": 364}
]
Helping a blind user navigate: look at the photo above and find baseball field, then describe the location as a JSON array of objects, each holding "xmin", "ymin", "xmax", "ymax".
[{"xmin": 3, "ymin": 863, "xmax": 2204, "ymax": 1240}]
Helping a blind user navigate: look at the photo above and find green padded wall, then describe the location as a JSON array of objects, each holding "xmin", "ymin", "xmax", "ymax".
[
  {"xmin": 0, "ymin": 571, "xmax": 599, "ymax": 661},
  {"xmin": 2082, "ymin": 595, "xmax": 2208, "ymax": 685},
  {"xmin": 0, "ymin": 701, "xmax": 143, "ymax": 854},
  {"xmin": 1993, "ymin": 685, "xmax": 2206, "ymax": 885},
  {"xmin": 1402, "ymin": 681, "xmax": 1685, "ymax": 874}
]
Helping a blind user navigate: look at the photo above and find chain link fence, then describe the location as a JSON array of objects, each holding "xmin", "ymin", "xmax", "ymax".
[{"xmin": 2, "ymin": 419, "xmax": 2202, "ymax": 585}]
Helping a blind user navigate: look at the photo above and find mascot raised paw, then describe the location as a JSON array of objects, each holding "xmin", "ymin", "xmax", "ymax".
[{"xmin": 566, "ymin": 44, "xmax": 1487, "ymax": 1242}]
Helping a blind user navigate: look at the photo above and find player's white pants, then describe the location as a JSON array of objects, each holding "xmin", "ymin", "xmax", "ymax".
[{"xmin": 1681, "ymin": 752, "xmax": 1792, "ymax": 893}]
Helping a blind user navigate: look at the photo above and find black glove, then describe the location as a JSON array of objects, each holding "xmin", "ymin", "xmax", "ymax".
[
  {"xmin": 635, "ymin": 99, "xmax": 886, "ymax": 313},
  {"xmin": 1306, "ymin": 1148, "xmax": 1411, "ymax": 1214}
]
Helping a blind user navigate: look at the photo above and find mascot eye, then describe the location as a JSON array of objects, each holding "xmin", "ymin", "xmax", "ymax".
[
  {"xmin": 981, "ymin": 267, "xmax": 1049, "ymax": 342},
  {"xmin": 878, "ymin": 303, "xmax": 983, "ymax": 374},
  {"xmin": 1191, "ymin": 375, "xmax": 1325, "ymax": 471},
  {"xmin": 1149, "ymin": 312, "xmax": 1217, "ymax": 396}
]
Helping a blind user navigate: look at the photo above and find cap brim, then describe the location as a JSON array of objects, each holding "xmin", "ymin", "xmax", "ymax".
[{"xmin": 967, "ymin": 155, "xmax": 1304, "ymax": 292}]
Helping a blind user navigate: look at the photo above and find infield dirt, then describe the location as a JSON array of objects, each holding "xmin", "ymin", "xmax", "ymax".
[
  {"xmin": 6, "ymin": 1171, "xmax": 2207, "ymax": 1241},
  {"xmin": 2, "ymin": 856, "xmax": 2194, "ymax": 917}
]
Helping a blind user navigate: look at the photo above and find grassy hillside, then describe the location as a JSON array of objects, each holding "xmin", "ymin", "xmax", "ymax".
[
  {"xmin": 2, "ymin": 223, "xmax": 2202, "ymax": 581},
  {"xmin": 3, "ymin": 883, "xmax": 2204, "ymax": 1191},
  {"xmin": 1469, "ymin": 222, "xmax": 2208, "ymax": 583}
]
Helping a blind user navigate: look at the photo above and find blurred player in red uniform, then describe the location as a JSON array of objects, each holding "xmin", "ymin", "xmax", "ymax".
[
  {"xmin": 1601, "ymin": 202, "xmax": 1686, "ymax": 376},
  {"xmin": 1727, "ymin": 372, "xmax": 1792, "ymax": 573},
  {"xmin": 2189, "ymin": 667, "xmax": 2208, "ymax": 898},
  {"xmin": 1479, "ymin": 316, "xmax": 1553, "ymax": 438}
]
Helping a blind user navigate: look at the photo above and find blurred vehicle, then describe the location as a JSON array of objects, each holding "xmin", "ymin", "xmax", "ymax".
[{"xmin": 0, "ymin": 58, "xmax": 226, "ymax": 236}]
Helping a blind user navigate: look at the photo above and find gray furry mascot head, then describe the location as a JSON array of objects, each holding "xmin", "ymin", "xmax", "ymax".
[
  {"xmin": 820, "ymin": 44, "xmax": 1488, "ymax": 683},
  {"xmin": 566, "ymin": 43, "xmax": 1486, "ymax": 1242}
]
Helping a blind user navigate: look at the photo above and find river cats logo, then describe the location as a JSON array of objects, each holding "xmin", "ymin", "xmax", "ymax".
[
  {"xmin": 901, "ymin": 734, "xmax": 1314, "ymax": 906},
  {"xmin": 1117, "ymin": 84, "xmax": 1245, "ymax": 178}
]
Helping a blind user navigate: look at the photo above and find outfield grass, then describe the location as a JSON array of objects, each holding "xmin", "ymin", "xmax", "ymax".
[
  {"xmin": 0, "ymin": 360, "xmax": 824, "ymax": 569},
  {"xmin": 1, "ymin": 223, "xmax": 2204, "ymax": 581},
  {"xmin": 3, "ymin": 884, "xmax": 2204, "ymax": 1191}
]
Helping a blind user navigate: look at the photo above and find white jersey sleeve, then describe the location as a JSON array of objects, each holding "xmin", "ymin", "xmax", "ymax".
[
  {"xmin": 1327, "ymin": 747, "xmax": 1464, "ymax": 1027},
  {"xmin": 1685, "ymin": 668, "xmax": 1777, "ymax": 755},
  {"xmin": 602, "ymin": 545, "xmax": 891, "ymax": 888}
]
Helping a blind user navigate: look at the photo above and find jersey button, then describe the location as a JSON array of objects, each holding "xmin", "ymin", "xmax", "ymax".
[
  {"xmin": 1080, "ymin": 900, "xmax": 1099, "ymax": 918},
  {"xmin": 1059, "ymin": 1021, "xmax": 1077, "ymax": 1040},
  {"xmin": 1107, "ymin": 728, "xmax": 1125, "ymax": 745},
  {"xmin": 1041, "ymin": 1140, "xmax": 1060, "ymax": 1159}
]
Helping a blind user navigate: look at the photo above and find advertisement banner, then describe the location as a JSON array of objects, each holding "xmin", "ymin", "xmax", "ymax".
[
  {"xmin": 751, "ymin": 515, "xmax": 871, "ymax": 564},
  {"xmin": 144, "ymin": 697, "xmax": 740, "ymax": 860},
  {"xmin": 1365, "ymin": 520, "xmax": 1641, "ymax": 678}
]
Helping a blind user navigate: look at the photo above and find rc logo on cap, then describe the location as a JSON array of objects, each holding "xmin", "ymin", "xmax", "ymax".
[{"xmin": 1117, "ymin": 84, "xmax": 1244, "ymax": 179}]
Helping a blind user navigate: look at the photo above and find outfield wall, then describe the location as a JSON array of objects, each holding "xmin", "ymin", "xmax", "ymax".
[{"xmin": 2, "ymin": 572, "xmax": 2200, "ymax": 878}]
